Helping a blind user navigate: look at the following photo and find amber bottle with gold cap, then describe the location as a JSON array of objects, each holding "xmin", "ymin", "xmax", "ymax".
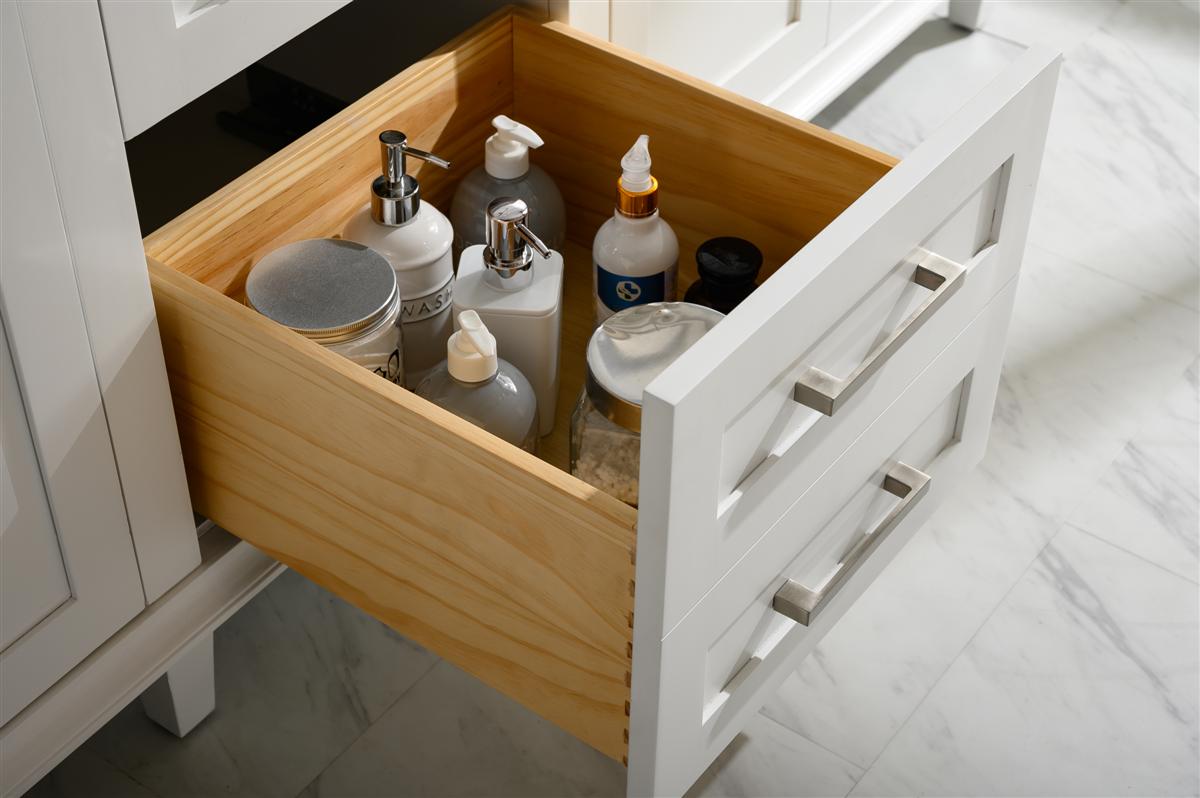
[{"xmin": 591, "ymin": 135, "xmax": 679, "ymax": 324}]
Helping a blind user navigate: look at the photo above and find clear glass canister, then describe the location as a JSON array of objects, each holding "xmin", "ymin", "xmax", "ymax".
[
  {"xmin": 245, "ymin": 238, "xmax": 404, "ymax": 384},
  {"xmin": 570, "ymin": 302, "xmax": 724, "ymax": 505}
]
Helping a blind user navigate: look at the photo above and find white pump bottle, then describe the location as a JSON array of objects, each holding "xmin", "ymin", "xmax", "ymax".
[
  {"xmin": 450, "ymin": 115, "xmax": 566, "ymax": 262},
  {"xmin": 591, "ymin": 134, "xmax": 679, "ymax": 324},
  {"xmin": 343, "ymin": 131, "xmax": 455, "ymax": 389}
]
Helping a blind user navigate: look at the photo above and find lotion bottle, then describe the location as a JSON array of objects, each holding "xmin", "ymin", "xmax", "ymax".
[
  {"xmin": 454, "ymin": 197, "xmax": 562, "ymax": 436},
  {"xmin": 450, "ymin": 115, "xmax": 565, "ymax": 262},
  {"xmin": 416, "ymin": 311, "xmax": 539, "ymax": 453},
  {"xmin": 591, "ymin": 134, "xmax": 678, "ymax": 324},
  {"xmin": 343, "ymin": 130, "xmax": 454, "ymax": 389}
]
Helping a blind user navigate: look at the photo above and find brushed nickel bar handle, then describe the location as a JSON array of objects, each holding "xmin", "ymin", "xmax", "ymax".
[
  {"xmin": 793, "ymin": 253, "xmax": 966, "ymax": 416},
  {"xmin": 773, "ymin": 462, "xmax": 931, "ymax": 627}
]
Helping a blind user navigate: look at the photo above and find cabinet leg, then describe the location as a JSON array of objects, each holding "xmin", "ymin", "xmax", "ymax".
[
  {"xmin": 140, "ymin": 634, "xmax": 215, "ymax": 737},
  {"xmin": 947, "ymin": 0, "xmax": 986, "ymax": 30}
]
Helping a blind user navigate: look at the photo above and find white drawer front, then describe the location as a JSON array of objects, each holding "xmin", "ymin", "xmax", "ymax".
[
  {"xmin": 646, "ymin": 279, "xmax": 1018, "ymax": 797},
  {"xmin": 629, "ymin": 46, "xmax": 1060, "ymax": 798}
]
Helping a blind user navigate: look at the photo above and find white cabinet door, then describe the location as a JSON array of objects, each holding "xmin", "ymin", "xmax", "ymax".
[
  {"xmin": 0, "ymin": 332, "xmax": 71, "ymax": 652},
  {"xmin": 628, "ymin": 45, "xmax": 1060, "ymax": 797},
  {"xmin": 609, "ymin": 0, "xmax": 800, "ymax": 86},
  {"xmin": 99, "ymin": 0, "xmax": 351, "ymax": 139},
  {"xmin": 0, "ymin": 0, "xmax": 146, "ymax": 725}
]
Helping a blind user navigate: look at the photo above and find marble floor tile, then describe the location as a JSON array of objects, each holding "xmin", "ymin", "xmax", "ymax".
[
  {"xmin": 813, "ymin": 18, "xmax": 1023, "ymax": 156},
  {"xmin": 301, "ymin": 660, "xmax": 626, "ymax": 798},
  {"xmin": 685, "ymin": 714, "xmax": 863, "ymax": 798},
  {"xmin": 761, "ymin": 242, "xmax": 1199, "ymax": 767},
  {"xmin": 25, "ymin": 747, "xmax": 157, "ymax": 798},
  {"xmin": 1026, "ymin": 0, "xmax": 1200, "ymax": 309},
  {"xmin": 851, "ymin": 526, "xmax": 1199, "ymax": 797},
  {"xmin": 1068, "ymin": 360, "xmax": 1200, "ymax": 583},
  {"xmin": 80, "ymin": 570, "xmax": 438, "ymax": 798},
  {"xmin": 979, "ymin": 0, "xmax": 1122, "ymax": 54}
]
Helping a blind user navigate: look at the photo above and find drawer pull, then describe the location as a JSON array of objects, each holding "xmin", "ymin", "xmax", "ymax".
[
  {"xmin": 773, "ymin": 462, "xmax": 931, "ymax": 626},
  {"xmin": 793, "ymin": 253, "xmax": 966, "ymax": 416}
]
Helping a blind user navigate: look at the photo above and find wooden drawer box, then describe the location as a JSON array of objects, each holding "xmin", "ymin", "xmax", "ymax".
[{"xmin": 144, "ymin": 9, "xmax": 1058, "ymax": 796}]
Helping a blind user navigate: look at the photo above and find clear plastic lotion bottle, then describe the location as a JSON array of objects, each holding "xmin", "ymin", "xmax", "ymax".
[
  {"xmin": 417, "ymin": 310, "xmax": 539, "ymax": 453},
  {"xmin": 450, "ymin": 115, "xmax": 565, "ymax": 262},
  {"xmin": 343, "ymin": 131, "xmax": 455, "ymax": 389},
  {"xmin": 591, "ymin": 134, "xmax": 679, "ymax": 324}
]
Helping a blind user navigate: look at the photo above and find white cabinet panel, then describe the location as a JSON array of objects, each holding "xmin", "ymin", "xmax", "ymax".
[
  {"xmin": 610, "ymin": 0, "xmax": 794, "ymax": 85},
  {"xmin": 0, "ymin": 328, "xmax": 71, "ymax": 651},
  {"xmin": 0, "ymin": 0, "xmax": 145, "ymax": 725},
  {"xmin": 99, "ymin": 0, "xmax": 350, "ymax": 138}
]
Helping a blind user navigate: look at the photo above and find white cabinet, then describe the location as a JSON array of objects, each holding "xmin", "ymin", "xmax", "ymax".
[
  {"xmin": 0, "ymin": 0, "xmax": 147, "ymax": 724},
  {"xmin": 558, "ymin": 1, "xmax": 984, "ymax": 119},
  {"xmin": 99, "ymin": 0, "xmax": 351, "ymax": 139}
]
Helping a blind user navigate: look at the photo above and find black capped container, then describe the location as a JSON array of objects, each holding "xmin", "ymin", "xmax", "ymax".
[{"xmin": 683, "ymin": 236, "xmax": 763, "ymax": 314}]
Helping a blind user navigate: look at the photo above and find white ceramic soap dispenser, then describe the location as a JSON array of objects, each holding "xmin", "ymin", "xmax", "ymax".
[
  {"xmin": 343, "ymin": 131, "xmax": 454, "ymax": 389},
  {"xmin": 591, "ymin": 134, "xmax": 678, "ymax": 324},
  {"xmin": 449, "ymin": 115, "xmax": 566, "ymax": 261},
  {"xmin": 454, "ymin": 197, "xmax": 563, "ymax": 436}
]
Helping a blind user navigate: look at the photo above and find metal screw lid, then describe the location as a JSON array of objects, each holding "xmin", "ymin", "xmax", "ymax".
[
  {"xmin": 371, "ymin": 131, "xmax": 451, "ymax": 226},
  {"xmin": 245, "ymin": 238, "xmax": 399, "ymax": 344},
  {"xmin": 585, "ymin": 302, "xmax": 724, "ymax": 432}
]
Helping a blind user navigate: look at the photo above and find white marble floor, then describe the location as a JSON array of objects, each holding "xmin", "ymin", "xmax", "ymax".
[{"xmin": 29, "ymin": 2, "xmax": 1199, "ymax": 796}]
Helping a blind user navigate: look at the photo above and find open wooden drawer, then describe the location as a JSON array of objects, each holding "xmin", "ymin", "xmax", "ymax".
[{"xmin": 145, "ymin": 9, "xmax": 1058, "ymax": 796}]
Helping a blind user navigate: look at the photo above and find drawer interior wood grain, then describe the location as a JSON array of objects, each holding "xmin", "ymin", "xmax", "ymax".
[{"xmin": 144, "ymin": 8, "xmax": 895, "ymax": 762}]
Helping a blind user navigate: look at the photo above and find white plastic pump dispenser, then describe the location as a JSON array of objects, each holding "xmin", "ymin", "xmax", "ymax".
[
  {"xmin": 454, "ymin": 197, "xmax": 563, "ymax": 437},
  {"xmin": 450, "ymin": 115, "xmax": 566, "ymax": 260},
  {"xmin": 591, "ymin": 134, "xmax": 679, "ymax": 323},
  {"xmin": 416, "ymin": 311, "xmax": 539, "ymax": 452},
  {"xmin": 486, "ymin": 115, "xmax": 543, "ymax": 179},
  {"xmin": 343, "ymin": 131, "xmax": 455, "ymax": 390}
]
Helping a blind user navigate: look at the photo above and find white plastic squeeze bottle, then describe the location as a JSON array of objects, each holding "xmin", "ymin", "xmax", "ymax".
[
  {"xmin": 591, "ymin": 134, "xmax": 679, "ymax": 324},
  {"xmin": 343, "ymin": 131, "xmax": 455, "ymax": 389},
  {"xmin": 450, "ymin": 115, "xmax": 566, "ymax": 262},
  {"xmin": 416, "ymin": 311, "xmax": 539, "ymax": 453}
]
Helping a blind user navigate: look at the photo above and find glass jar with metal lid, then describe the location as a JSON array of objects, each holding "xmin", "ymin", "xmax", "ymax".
[
  {"xmin": 245, "ymin": 238, "xmax": 404, "ymax": 384},
  {"xmin": 570, "ymin": 302, "xmax": 724, "ymax": 505}
]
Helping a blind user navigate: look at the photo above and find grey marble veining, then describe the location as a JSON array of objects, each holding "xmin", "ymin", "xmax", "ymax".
[
  {"xmin": 1069, "ymin": 360, "xmax": 1200, "ymax": 583},
  {"xmin": 813, "ymin": 17, "xmax": 1023, "ymax": 156},
  {"xmin": 76, "ymin": 570, "xmax": 436, "ymax": 798},
  {"xmin": 1025, "ymin": 0, "xmax": 1199, "ymax": 310},
  {"xmin": 851, "ymin": 526, "xmax": 1199, "ymax": 797},
  {"xmin": 301, "ymin": 661, "xmax": 626, "ymax": 798}
]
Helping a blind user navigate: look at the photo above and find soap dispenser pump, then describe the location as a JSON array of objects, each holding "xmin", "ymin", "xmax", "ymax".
[
  {"xmin": 416, "ymin": 310, "xmax": 539, "ymax": 453},
  {"xmin": 343, "ymin": 130, "xmax": 455, "ymax": 389},
  {"xmin": 591, "ymin": 134, "xmax": 679, "ymax": 323},
  {"xmin": 450, "ymin": 115, "xmax": 566, "ymax": 261},
  {"xmin": 454, "ymin": 197, "xmax": 564, "ymax": 436}
]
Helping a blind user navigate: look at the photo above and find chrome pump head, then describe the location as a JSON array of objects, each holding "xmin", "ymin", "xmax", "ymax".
[
  {"xmin": 370, "ymin": 131, "xmax": 451, "ymax": 226},
  {"xmin": 482, "ymin": 196, "xmax": 551, "ymax": 279}
]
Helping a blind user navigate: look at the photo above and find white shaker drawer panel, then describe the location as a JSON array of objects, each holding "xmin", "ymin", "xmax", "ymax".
[{"xmin": 643, "ymin": 279, "xmax": 1018, "ymax": 796}]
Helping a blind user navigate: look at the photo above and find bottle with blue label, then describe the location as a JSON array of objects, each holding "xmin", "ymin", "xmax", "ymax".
[{"xmin": 592, "ymin": 134, "xmax": 679, "ymax": 324}]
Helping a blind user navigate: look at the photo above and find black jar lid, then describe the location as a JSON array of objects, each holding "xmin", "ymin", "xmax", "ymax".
[{"xmin": 695, "ymin": 237, "xmax": 763, "ymax": 288}]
